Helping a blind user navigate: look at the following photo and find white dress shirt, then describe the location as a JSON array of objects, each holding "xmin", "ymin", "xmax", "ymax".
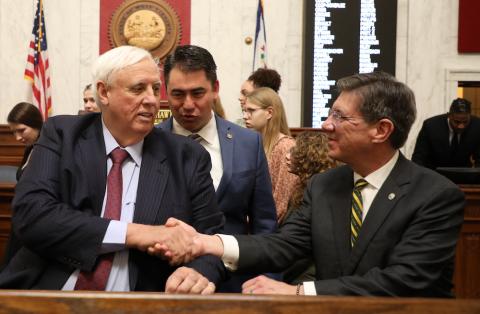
[
  {"xmin": 218, "ymin": 151, "xmax": 400, "ymax": 295},
  {"xmin": 62, "ymin": 119, "xmax": 143, "ymax": 291},
  {"xmin": 172, "ymin": 112, "xmax": 224, "ymax": 190}
]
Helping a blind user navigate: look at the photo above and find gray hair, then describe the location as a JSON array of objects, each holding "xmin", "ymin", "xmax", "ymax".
[
  {"xmin": 337, "ymin": 72, "xmax": 416, "ymax": 149},
  {"xmin": 91, "ymin": 45, "xmax": 156, "ymax": 104}
]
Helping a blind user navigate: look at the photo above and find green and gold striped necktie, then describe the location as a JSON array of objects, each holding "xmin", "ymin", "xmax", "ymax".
[{"xmin": 351, "ymin": 179, "xmax": 368, "ymax": 247}]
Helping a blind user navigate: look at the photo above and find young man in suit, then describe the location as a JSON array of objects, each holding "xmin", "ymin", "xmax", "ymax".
[
  {"xmin": 0, "ymin": 46, "xmax": 225, "ymax": 293},
  {"xmin": 412, "ymin": 98, "xmax": 480, "ymax": 169},
  {"xmin": 158, "ymin": 72, "xmax": 465, "ymax": 297},
  {"xmin": 157, "ymin": 45, "xmax": 277, "ymax": 292}
]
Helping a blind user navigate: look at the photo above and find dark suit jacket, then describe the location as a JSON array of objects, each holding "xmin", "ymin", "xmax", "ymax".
[
  {"xmin": 412, "ymin": 114, "xmax": 480, "ymax": 169},
  {"xmin": 158, "ymin": 116, "xmax": 277, "ymax": 291},
  {"xmin": 235, "ymin": 154, "xmax": 465, "ymax": 297},
  {"xmin": 1, "ymin": 145, "xmax": 34, "ymax": 270},
  {"xmin": 0, "ymin": 113, "xmax": 225, "ymax": 291}
]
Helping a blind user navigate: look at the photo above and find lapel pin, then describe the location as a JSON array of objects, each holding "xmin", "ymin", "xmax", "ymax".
[
  {"xmin": 388, "ymin": 193, "xmax": 395, "ymax": 200},
  {"xmin": 227, "ymin": 132, "xmax": 233, "ymax": 139}
]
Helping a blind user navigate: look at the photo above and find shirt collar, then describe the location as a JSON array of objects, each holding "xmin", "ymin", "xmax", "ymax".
[
  {"xmin": 447, "ymin": 117, "xmax": 454, "ymax": 134},
  {"xmin": 353, "ymin": 150, "xmax": 399, "ymax": 190},
  {"xmin": 102, "ymin": 118, "xmax": 143, "ymax": 166},
  {"xmin": 172, "ymin": 111, "xmax": 217, "ymax": 145}
]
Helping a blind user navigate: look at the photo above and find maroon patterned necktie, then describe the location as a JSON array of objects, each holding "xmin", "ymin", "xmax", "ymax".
[{"xmin": 74, "ymin": 147, "xmax": 129, "ymax": 291}]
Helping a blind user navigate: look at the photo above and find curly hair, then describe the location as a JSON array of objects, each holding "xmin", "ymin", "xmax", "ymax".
[
  {"xmin": 289, "ymin": 131, "xmax": 338, "ymax": 209},
  {"xmin": 248, "ymin": 68, "xmax": 282, "ymax": 92}
]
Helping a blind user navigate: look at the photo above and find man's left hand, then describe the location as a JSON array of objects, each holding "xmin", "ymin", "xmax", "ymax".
[
  {"xmin": 242, "ymin": 275, "xmax": 298, "ymax": 295},
  {"xmin": 165, "ymin": 266, "xmax": 215, "ymax": 295}
]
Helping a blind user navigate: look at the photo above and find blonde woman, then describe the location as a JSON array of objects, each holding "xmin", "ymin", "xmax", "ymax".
[{"xmin": 243, "ymin": 87, "xmax": 299, "ymax": 222}]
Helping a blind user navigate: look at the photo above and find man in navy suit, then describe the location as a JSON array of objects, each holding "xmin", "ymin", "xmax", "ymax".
[
  {"xmin": 412, "ymin": 98, "xmax": 480, "ymax": 169},
  {"xmin": 0, "ymin": 46, "xmax": 224, "ymax": 292},
  {"xmin": 162, "ymin": 72, "xmax": 465, "ymax": 297},
  {"xmin": 157, "ymin": 45, "xmax": 277, "ymax": 292}
]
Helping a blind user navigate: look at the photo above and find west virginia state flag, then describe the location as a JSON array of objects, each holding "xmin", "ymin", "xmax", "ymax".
[{"xmin": 253, "ymin": 0, "xmax": 267, "ymax": 71}]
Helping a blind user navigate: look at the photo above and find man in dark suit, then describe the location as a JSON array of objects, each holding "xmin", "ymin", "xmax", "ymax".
[
  {"xmin": 157, "ymin": 45, "xmax": 277, "ymax": 292},
  {"xmin": 160, "ymin": 72, "xmax": 465, "ymax": 297},
  {"xmin": 0, "ymin": 46, "xmax": 224, "ymax": 292},
  {"xmin": 412, "ymin": 98, "xmax": 480, "ymax": 169}
]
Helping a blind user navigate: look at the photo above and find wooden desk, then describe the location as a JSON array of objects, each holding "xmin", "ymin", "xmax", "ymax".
[{"xmin": 0, "ymin": 291, "xmax": 478, "ymax": 314}]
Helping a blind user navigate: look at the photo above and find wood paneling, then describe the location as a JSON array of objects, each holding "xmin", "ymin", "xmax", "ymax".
[
  {"xmin": 0, "ymin": 125, "xmax": 24, "ymax": 167},
  {"xmin": 454, "ymin": 185, "xmax": 480, "ymax": 298},
  {"xmin": 0, "ymin": 183, "xmax": 14, "ymax": 258}
]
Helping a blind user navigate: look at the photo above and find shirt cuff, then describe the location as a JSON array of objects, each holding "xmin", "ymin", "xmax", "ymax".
[
  {"xmin": 303, "ymin": 281, "xmax": 317, "ymax": 295},
  {"xmin": 100, "ymin": 220, "xmax": 128, "ymax": 253},
  {"xmin": 216, "ymin": 234, "xmax": 239, "ymax": 271}
]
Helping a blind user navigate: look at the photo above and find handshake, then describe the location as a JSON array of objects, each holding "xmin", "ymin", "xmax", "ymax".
[{"xmin": 126, "ymin": 218, "xmax": 220, "ymax": 265}]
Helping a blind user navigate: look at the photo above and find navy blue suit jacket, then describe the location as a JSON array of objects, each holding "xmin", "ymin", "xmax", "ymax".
[
  {"xmin": 158, "ymin": 116, "xmax": 277, "ymax": 291},
  {"xmin": 0, "ymin": 113, "xmax": 225, "ymax": 291}
]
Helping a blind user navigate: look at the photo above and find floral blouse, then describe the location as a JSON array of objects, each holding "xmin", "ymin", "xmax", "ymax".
[{"xmin": 267, "ymin": 135, "xmax": 300, "ymax": 222}]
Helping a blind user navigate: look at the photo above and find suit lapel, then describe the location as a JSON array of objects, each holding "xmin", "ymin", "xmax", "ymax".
[
  {"xmin": 132, "ymin": 132, "xmax": 169, "ymax": 224},
  {"xmin": 329, "ymin": 167, "xmax": 355, "ymax": 273},
  {"xmin": 215, "ymin": 116, "xmax": 233, "ymax": 200},
  {"xmin": 345, "ymin": 155, "xmax": 410, "ymax": 274},
  {"xmin": 78, "ymin": 117, "xmax": 107, "ymax": 217},
  {"xmin": 158, "ymin": 117, "xmax": 173, "ymax": 131},
  {"xmin": 440, "ymin": 117, "xmax": 451, "ymax": 150},
  {"xmin": 129, "ymin": 130, "xmax": 169, "ymax": 291}
]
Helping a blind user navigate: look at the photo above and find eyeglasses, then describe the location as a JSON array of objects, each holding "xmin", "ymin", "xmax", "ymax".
[
  {"xmin": 242, "ymin": 107, "xmax": 263, "ymax": 117},
  {"xmin": 327, "ymin": 108, "xmax": 359, "ymax": 124}
]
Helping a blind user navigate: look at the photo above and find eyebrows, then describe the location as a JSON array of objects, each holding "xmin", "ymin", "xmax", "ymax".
[{"xmin": 169, "ymin": 87, "xmax": 208, "ymax": 97}]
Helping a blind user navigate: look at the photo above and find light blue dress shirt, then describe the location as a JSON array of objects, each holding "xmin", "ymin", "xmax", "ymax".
[{"xmin": 62, "ymin": 120, "xmax": 143, "ymax": 291}]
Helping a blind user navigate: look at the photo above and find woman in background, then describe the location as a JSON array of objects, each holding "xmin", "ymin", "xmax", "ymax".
[
  {"xmin": 7, "ymin": 102, "xmax": 43, "ymax": 180},
  {"xmin": 3, "ymin": 102, "xmax": 43, "ymax": 268},
  {"xmin": 243, "ymin": 87, "xmax": 298, "ymax": 222},
  {"xmin": 82, "ymin": 84, "xmax": 100, "ymax": 113},
  {"xmin": 213, "ymin": 96, "xmax": 226, "ymax": 119},
  {"xmin": 287, "ymin": 131, "xmax": 338, "ymax": 210},
  {"xmin": 283, "ymin": 131, "xmax": 338, "ymax": 283},
  {"xmin": 238, "ymin": 68, "xmax": 282, "ymax": 107}
]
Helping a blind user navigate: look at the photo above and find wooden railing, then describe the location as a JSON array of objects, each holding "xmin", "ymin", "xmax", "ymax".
[
  {"xmin": 289, "ymin": 127, "xmax": 323, "ymax": 138},
  {"xmin": 0, "ymin": 291, "xmax": 478, "ymax": 314}
]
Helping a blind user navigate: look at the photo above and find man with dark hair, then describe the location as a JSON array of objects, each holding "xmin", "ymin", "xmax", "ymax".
[
  {"xmin": 239, "ymin": 68, "xmax": 282, "ymax": 107},
  {"xmin": 0, "ymin": 46, "xmax": 225, "ymax": 293},
  {"xmin": 158, "ymin": 45, "xmax": 277, "ymax": 292},
  {"xmin": 158, "ymin": 72, "xmax": 465, "ymax": 297},
  {"xmin": 412, "ymin": 97, "xmax": 480, "ymax": 168}
]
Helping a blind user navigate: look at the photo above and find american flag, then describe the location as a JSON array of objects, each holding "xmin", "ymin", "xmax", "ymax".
[
  {"xmin": 24, "ymin": 0, "xmax": 51, "ymax": 120},
  {"xmin": 253, "ymin": 0, "xmax": 267, "ymax": 71}
]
